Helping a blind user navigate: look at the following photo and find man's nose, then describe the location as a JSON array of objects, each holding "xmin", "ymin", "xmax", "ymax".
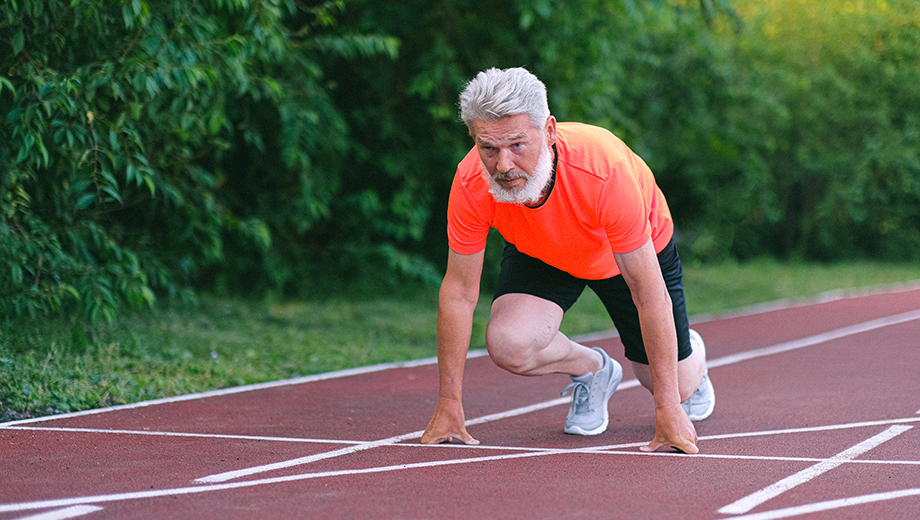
[{"xmin": 496, "ymin": 148, "xmax": 515, "ymax": 173}]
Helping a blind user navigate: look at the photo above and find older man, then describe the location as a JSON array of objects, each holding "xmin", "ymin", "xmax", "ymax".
[{"xmin": 421, "ymin": 67, "xmax": 714, "ymax": 453}]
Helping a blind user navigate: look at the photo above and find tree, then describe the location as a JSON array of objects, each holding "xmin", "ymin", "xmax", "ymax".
[{"xmin": 0, "ymin": 0, "xmax": 397, "ymax": 322}]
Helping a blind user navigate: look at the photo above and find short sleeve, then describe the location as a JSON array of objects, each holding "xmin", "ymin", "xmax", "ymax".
[
  {"xmin": 446, "ymin": 169, "xmax": 491, "ymax": 254},
  {"xmin": 597, "ymin": 161, "xmax": 652, "ymax": 254}
]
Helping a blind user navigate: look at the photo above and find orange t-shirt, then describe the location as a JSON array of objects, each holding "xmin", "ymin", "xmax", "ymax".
[{"xmin": 446, "ymin": 122, "xmax": 674, "ymax": 279}]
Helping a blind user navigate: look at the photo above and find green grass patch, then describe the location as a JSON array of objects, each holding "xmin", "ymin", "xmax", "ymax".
[{"xmin": 2, "ymin": 260, "xmax": 917, "ymax": 419}]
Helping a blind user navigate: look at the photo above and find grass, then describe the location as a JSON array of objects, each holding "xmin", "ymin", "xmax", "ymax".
[{"xmin": 1, "ymin": 259, "xmax": 917, "ymax": 420}]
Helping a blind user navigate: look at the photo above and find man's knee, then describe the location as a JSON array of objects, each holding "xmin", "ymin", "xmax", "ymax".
[{"xmin": 485, "ymin": 320, "xmax": 545, "ymax": 374}]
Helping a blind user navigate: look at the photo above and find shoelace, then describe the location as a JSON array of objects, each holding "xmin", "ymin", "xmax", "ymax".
[{"xmin": 561, "ymin": 381, "xmax": 589, "ymax": 409}]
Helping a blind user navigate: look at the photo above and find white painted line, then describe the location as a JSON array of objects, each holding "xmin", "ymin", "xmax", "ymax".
[
  {"xmin": 11, "ymin": 505, "xmax": 103, "ymax": 520},
  {"xmin": 690, "ymin": 279, "xmax": 920, "ymax": 325},
  {"xmin": 3, "ymin": 289, "xmax": 916, "ymax": 430},
  {"xmin": 0, "ymin": 426, "xmax": 364, "ymax": 445},
  {"xmin": 4, "ymin": 437, "xmax": 918, "ymax": 515},
  {"xmin": 1, "ymin": 297, "xmax": 915, "ymax": 513},
  {"xmin": 190, "ymin": 309, "xmax": 920, "ymax": 484},
  {"xmin": 6, "ymin": 399, "xmax": 916, "ymax": 451},
  {"xmin": 192, "ymin": 379, "xmax": 644, "ymax": 483},
  {"xmin": 466, "ymin": 379, "xmax": 641, "ymax": 426},
  {"xmin": 194, "ymin": 429, "xmax": 427, "ymax": 483},
  {"xmin": 588, "ymin": 279, "xmax": 920, "ymax": 341},
  {"xmin": 708, "ymin": 310, "xmax": 920, "ymax": 370},
  {"xmin": 6, "ymin": 308, "xmax": 915, "ymax": 491},
  {"xmin": 696, "ymin": 416, "xmax": 920, "ymax": 442},
  {"xmin": 718, "ymin": 425, "xmax": 913, "ymax": 515},
  {"xmin": 2, "ymin": 420, "xmax": 918, "ymax": 514},
  {"xmin": 6, "ymin": 417, "xmax": 920, "ymax": 467},
  {"xmin": 719, "ymin": 487, "xmax": 920, "ymax": 520},
  {"xmin": 0, "ymin": 451, "xmax": 561, "ymax": 513}
]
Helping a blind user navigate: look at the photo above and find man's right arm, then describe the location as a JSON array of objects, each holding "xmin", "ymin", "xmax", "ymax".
[{"xmin": 420, "ymin": 248, "xmax": 484, "ymax": 445}]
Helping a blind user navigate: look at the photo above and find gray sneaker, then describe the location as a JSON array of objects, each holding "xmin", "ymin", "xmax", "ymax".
[
  {"xmin": 561, "ymin": 347, "xmax": 623, "ymax": 435},
  {"xmin": 681, "ymin": 329, "xmax": 715, "ymax": 421}
]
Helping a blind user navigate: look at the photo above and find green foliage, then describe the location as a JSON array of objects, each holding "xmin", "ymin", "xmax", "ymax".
[
  {"xmin": 515, "ymin": 0, "xmax": 920, "ymax": 262},
  {"xmin": 2, "ymin": 0, "xmax": 917, "ymax": 327},
  {"xmin": 2, "ymin": 261, "xmax": 916, "ymax": 416},
  {"xmin": 0, "ymin": 0, "xmax": 398, "ymax": 322},
  {"xmin": 722, "ymin": 1, "xmax": 920, "ymax": 260}
]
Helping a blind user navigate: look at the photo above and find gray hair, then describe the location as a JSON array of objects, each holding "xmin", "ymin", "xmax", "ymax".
[{"xmin": 459, "ymin": 67, "xmax": 550, "ymax": 134}]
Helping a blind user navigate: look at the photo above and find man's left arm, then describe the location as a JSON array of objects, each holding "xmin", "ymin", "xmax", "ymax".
[{"xmin": 614, "ymin": 238, "xmax": 699, "ymax": 454}]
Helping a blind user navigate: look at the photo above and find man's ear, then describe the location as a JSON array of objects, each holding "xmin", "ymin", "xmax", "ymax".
[{"xmin": 544, "ymin": 116, "xmax": 557, "ymax": 147}]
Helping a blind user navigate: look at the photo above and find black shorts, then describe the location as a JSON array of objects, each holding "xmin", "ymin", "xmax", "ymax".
[{"xmin": 493, "ymin": 238, "xmax": 692, "ymax": 365}]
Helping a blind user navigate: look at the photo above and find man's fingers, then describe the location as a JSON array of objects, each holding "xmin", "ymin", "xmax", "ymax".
[
  {"xmin": 639, "ymin": 438, "xmax": 699, "ymax": 454},
  {"xmin": 639, "ymin": 440, "xmax": 667, "ymax": 452},
  {"xmin": 420, "ymin": 433, "xmax": 448, "ymax": 445},
  {"xmin": 420, "ymin": 431, "xmax": 479, "ymax": 445},
  {"xmin": 461, "ymin": 435, "xmax": 480, "ymax": 445},
  {"xmin": 673, "ymin": 440, "xmax": 699, "ymax": 454}
]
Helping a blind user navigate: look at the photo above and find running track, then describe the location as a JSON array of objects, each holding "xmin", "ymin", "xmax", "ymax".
[{"xmin": 2, "ymin": 283, "xmax": 920, "ymax": 519}]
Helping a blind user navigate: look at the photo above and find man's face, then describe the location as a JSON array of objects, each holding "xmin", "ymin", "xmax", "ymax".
[{"xmin": 473, "ymin": 114, "xmax": 557, "ymax": 204}]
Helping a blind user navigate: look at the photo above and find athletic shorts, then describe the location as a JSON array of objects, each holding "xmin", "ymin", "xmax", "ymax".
[{"xmin": 493, "ymin": 238, "xmax": 692, "ymax": 365}]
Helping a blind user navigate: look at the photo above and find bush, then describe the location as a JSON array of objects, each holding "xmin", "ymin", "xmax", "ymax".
[{"xmin": 0, "ymin": 0, "xmax": 397, "ymax": 322}]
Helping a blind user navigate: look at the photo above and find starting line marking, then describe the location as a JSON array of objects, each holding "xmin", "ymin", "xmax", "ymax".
[
  {"xmin": 191, "ymin": 309, "xmax": 920, "ymax": 484},
  {"xmin": 11, "ymin": 505, "xmax": 103, "ymax": 520},
  {"xmin": 719, "ymin": 487, "xmax": 920, "ymax": 520},
  {"xmin": 1, "ymin": 296, "xmax": 918, "ymax": 516},
  {"xmin": 718, "ymin": 425, "xmax": 913, "ymax": 515},
  {"xmin": 0, "ymin": 426, "xmax": 365, "ymax": 445},
  {"xmin": 5, "ymin": 416, "xmax": 920, "ymax": 454},
  {"xmin": 1, "ymin": 421, "xmax": 917, "ymax": 515}
]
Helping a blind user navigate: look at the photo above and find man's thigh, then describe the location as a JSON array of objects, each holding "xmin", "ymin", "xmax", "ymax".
[
  {"xmin": 493, "ymin": 242, "xmax": 585, "ymax": 311},
  {"xmin": 588, "ymin": 239, "xmax": 692, "ymax": 364}
]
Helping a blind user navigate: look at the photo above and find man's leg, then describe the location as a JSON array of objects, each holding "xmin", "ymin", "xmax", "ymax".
[
  {"xmin": 591, "ymin": 238, "xmax": 709, "ymax": 403},
  {"xmin": 487, "ymin": 293, "xmax": 623, "ymax": 435},
  {"xmin": 489, "ymin": 242, "xmax": 624, "ymax": 435},
  {"xmin": 631, "ymin": 344, "xmax": 705, "ymax": 402},
  {"xmin": 486, "ymin": 292, "xmax": 602, "ymax": 377}
]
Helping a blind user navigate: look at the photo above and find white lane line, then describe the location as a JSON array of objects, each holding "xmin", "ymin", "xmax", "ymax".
[
  {"xmin": 2, "ymin": 423, "xmax": 918, "ymax": 514},
  {"xmin": 466, "ymin": 379, "xmax": 641, "ymax": 426},
  {"xmin": 587, "ymin": 416, "xmax": 920, "ymax": 452},
  {"xmin": 3, "ymin": 289, "xmax": 917, "ymax": 429},
  {"xmin": 11, "ymin": 505, "xmax": 103, "ymax": 520},
  {"xmin": 196, "ymin": 417, "xmax": 920, "ymax": 485},
  {"xmin": 192, "ymin": 310, "xmax": 920, "ymax": 483},
  {"xmin": 0, "ymin": 426, "xmax": 364, "ymax": 445},
  {"xmin": 718, "ymin": 425, "xmax": 913, "ymax": 515},
  {"xmin": 0, "ymin": 451, "xmax": 563, "ymax": 513},
  {"xmin": 2, "ymin": 306, "xmax": 915, "ymax": 509},
  {"xmin": 192, "ymin": 381, "xmax": 645, "ymax": 483},
  {"xmin": 708, "ymin": 309, "xmax": 920, "ymax": 370},
  {"xmin": 6, "ymin": 413, "xmax": 918, "ymax": 453},
  {"xmin": 719, "ymin": 487, "xmax": 920, "ymax": 520},
  {"xmin": 5, "ymin": 418, "xmax": 920, "ymax": 466},
  {"xmin": 194, "ymin": 429, "xmax": 427, "ymax": 483},
  {"xmin": 696, "ymin": 416, "xmax": 920, "ymax": 442}
]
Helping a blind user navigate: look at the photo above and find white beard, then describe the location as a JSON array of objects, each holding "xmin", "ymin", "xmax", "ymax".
[{"xmin": 481, "ymin": 143, "xmax": 554, "ymax": 205}]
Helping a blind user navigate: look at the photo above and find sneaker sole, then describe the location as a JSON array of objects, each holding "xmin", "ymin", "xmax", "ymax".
[{"xmin": 564, "ymin": 351, "xmax": 623, "ymax": 435}]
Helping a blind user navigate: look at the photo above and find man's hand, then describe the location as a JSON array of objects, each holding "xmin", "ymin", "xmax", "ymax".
[
  {"xmin": 639, "ymin": 402, "xmax": 698, "ymax": 454},
  {"xmin": 421, "ymin": 397, "xmax": 480, "ymax": 445}
]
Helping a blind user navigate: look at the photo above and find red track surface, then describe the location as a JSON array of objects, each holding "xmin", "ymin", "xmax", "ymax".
[{"xmin": 2, "ymin": 284, "xmax": 920, "ymax": 519}]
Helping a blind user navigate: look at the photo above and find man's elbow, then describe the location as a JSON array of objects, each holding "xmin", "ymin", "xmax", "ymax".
[{"xmin": 439, "ymin": 278, "xmax": 480, "ymax": 309}]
